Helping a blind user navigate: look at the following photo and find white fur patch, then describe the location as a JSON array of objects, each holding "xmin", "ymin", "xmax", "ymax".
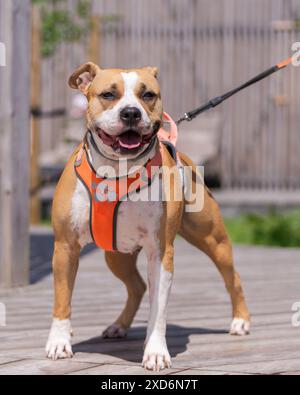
[
  {"xmin": 46, "ymin": 318, "xmax": 73, "ymax": 360},
  {"xmin": 116, "ymin": 172, "xmax": 162, "ymax": 253},
  {"xmin": 230, "ymin": 318, "xmax": 250, "ymax": 336},
  {"xmin": 143, "ymin": 259, "xmax": 173, "ymax": 371},
  {"xmin": 121, "ymin": 72, "xmax": 149, "ymax": 120},
  {"xmin": 71, "ymin": 179, "xmax": 92, "ymax": 247},
  {"xmin": 142, "ymin": 328, "xmax": 172, "ymax": 370}
]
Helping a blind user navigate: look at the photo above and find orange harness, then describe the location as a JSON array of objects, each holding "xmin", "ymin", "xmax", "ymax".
[{"xmin": 74, "ymin": 113, "xmax": 178, "ymax": 252}]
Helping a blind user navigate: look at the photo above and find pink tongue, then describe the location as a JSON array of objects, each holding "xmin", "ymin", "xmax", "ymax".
[{"xmin": 118, "ymin": 131, "xmax": 141, "ymax": 149}]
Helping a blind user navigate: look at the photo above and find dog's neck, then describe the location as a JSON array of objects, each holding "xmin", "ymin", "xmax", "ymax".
[{"xmin": 86, "ymin": 131, "xmax": 159, "ymax": 178}]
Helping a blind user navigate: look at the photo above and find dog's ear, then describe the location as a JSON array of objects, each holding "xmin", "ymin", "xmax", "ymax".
[
  {"xmin": 68, "ymin": 62, "xmax": 101, "ymax": 94},
  {"xmin": 144, "ymin": 66, "xmax": 158, "ymax": 78}
]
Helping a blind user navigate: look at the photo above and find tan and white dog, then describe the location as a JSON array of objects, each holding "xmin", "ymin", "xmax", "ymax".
[{"xmin": 46, "ymin": 63, "xmax": 250, "ymax": 371}]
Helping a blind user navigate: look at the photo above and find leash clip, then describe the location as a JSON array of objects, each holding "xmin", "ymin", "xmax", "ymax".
[
  {"xmin": 184, "ymin": 112, "xmax": 193, "ymax": 122},
  {"xmin": 176, "ymin": 112, "xmax": 193, "ymax": 125}
]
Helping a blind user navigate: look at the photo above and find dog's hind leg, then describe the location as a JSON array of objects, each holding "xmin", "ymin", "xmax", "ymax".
[
  {"xmin": 102, "ymin": 250, "xmax": 146, "ymax": 338},
  {"xmin": 180, "ymin": 187, "xmax": 250, "ymax": 336}
]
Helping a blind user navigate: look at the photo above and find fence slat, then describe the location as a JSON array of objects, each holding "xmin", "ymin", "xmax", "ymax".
[{"xmin": 0, "ymin": 0, "xmax": 30, "ymax": 287}]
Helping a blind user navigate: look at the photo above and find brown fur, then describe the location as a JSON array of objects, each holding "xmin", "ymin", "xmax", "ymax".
[{"xmin": 50, "ymin": 64, "xmax": 249, "ymax": 330}]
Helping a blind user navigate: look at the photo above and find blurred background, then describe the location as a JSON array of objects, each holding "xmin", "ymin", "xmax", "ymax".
[{"xmin": 1, "ymin": 0, "xmax": 300, "ymax": 287}]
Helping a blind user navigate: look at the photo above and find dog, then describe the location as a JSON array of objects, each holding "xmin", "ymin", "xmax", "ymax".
[{"xmin": 45, "ymin": 63, "xmax": 250, "ymax": 371}]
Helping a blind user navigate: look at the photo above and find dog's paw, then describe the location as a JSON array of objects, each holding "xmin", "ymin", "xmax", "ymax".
[
  {"xmin": 142, "ymin": 336, "xmax": 171, "ymax": 371},
  {"xmin": 230, "ymin": 318, "xmax": 250, "ymax": 336},
  {"xmin": 102, "ymin": 323, "xmax": 127, "ymax": 339},
  {"xmin": 45, "ymin": 318, "xmax": 73, "ymax": 360}
]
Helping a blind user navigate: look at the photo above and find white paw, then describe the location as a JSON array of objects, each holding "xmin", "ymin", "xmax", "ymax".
[
  {"xmin": 102, "ymin": 323, "xmax": 127, "ymax": 339},
  {"xmin": 230, "ymin": 318, "xmax": 250, "ymax": 336},
  {"xmin": 142, "ymin": 336, "xmax": 171, "ymax": 371},
  {"xmin": 45, "ymin": 318, "xmax": 73, "ymax": 360}
]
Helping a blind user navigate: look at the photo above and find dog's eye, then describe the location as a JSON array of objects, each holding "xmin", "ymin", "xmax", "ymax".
[
  {"xmin": 100, "ymin": 92, "xmax": 115, "ymax": 100},
  {"xmin": 142, "ymin": 91, "xmax": 156, "ymax": 101}
]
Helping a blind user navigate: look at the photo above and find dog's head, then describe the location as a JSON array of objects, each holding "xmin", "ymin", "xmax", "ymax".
[{"xmin": 69, "ymin": 63, "xmax": 163, "ymax": 159}]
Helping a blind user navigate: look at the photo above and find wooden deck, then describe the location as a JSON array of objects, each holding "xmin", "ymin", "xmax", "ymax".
[{"xmin": 0, "ymin": 228, "xmax": 300, "ymax": 375}]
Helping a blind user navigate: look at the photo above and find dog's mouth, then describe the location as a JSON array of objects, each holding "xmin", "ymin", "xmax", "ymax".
[
  {"xmin": 96, "ymin": 127, "xmax": 154, "ymax": 153},
  {"xmin": 118, "ymin": 129, "xmax": 142, "ymax": 149}
]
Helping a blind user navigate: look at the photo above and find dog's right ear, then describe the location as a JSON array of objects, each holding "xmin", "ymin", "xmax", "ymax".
[{"xmin": 68, "ymin": 62, "xmax": 101, "ymax": 95}]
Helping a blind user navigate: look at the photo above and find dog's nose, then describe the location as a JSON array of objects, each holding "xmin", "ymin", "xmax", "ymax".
[{"xmin": 120, "ymin": 107, "xmax": 142, "ymax": 124}]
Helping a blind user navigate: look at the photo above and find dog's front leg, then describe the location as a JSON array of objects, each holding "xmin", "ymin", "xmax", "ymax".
[
  {"xmin": 142, "ymin": 244, "xmax": 174, "ymax": 371},
  {"xmin": 46, "ymin": 240, "xmax": 80, "ymax": 360}
]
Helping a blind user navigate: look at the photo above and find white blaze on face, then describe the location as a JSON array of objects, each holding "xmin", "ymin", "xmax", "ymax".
[
  {"xmin": 120, "ymin": 72, "xmax": 150, "ymax": 122},
  {"xmin": 95, "ymin": 71, "xmax": 151, "ymax": 135}
]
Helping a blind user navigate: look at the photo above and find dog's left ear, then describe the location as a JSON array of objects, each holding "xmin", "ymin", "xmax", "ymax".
[
  {"xmin": 145, "ymin": 66, "xmax": 158, "ymax": 78},
  {"xmin": 68, "ymin": 62, "xmax": 101, "ymax": 94}
]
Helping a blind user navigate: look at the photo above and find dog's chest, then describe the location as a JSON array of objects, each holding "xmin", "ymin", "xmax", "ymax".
[{"xmin": 71, "ymin": 177, "xmax": 162, "ymax": 253}]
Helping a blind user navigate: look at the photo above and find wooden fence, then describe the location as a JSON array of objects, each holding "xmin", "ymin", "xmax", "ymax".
[
  {"xmin": 40, "ymin": 0, "xmax": 300, "ymax": 190},
  {"xmin": 0, "ymin": 0, "xmax": 30, "ymax": 286}
]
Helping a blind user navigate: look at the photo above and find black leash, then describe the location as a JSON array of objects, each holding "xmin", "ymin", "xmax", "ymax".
[{"xmin": 176, "ymin": 57, "xmax": 292, "ymax": 125}]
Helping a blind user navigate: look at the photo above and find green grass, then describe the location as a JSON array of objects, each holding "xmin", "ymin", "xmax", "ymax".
[
  {"xmin": 39, "ymin": 219, "xmax": 52, "ymax": 227},
  {"xmin": 40, "ymin": 210, "xmax": 300, "ymax": 247},
  {"xmin": 225, "ymin": 210, "xmax": 300, "ymax": 247}
]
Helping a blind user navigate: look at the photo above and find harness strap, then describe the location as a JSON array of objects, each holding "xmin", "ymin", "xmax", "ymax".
[{"xmin": 75, "ymin": 143, "xmax": 162, "ymax": 251}]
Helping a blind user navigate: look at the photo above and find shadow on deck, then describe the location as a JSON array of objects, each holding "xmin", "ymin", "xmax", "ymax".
[{"xmin": 73, "ymin": 325, "xmax": 227, "ymax": 363}]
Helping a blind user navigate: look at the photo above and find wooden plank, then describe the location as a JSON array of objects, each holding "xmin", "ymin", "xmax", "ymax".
[
  {"xmin": 0, "ymin": 359, "xmax": 99, "ymax": 375},
  {"xmin": 1, "ymin": 236, "xmax": 300, "ymax": 374},
  {"xmin": 68, "ymin": 363, "xmax": 182, "ymax": 375},
  {"xmin": 197, "ymin": 358, "xmax": 300, "ymax": 375},
  {"xmin": 0, "ymin": 0, "xmax": 30, "ymax": 287},
  {"xmin": 0, "ymin": 357, "xmax": 25, "ymax": 367},
  {"xmin": 170, "ymin": 368, "xmax": 251, "ymax": 375}
]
